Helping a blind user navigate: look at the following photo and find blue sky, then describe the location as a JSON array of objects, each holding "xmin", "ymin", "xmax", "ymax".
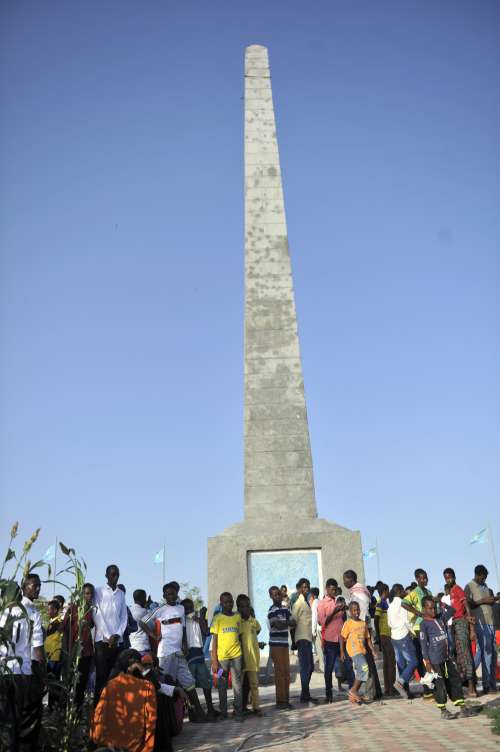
[{"xmin": 1, "ymin": 1, "xmax": 499, "ymax": 606}]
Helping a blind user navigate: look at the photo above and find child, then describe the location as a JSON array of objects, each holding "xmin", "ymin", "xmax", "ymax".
[
  {"xmin": 45, "ymin": 599, "xmax": 63, "ymax": 710},
  {"xmin": 419, "ymin": 595, "xmax": 476, "ymax": 719},
  {"xmin": 210, "ymin": 592, "xmax": 243, "ymax": 721},
  {"xmin": 340, "ymin": 601, "xmax": 377, "ymax": 704},
  {"xmin": 387, "ymin": 584, "xmax": 417, "ymax": 699},
  {"xmin": 181, "ymin": 598, "xmax": 218, "ymax": 720},
  {"xmin": 237, "ymin": 595, "xmax": 263, "ymax": 716},
  {"xmin": 267, "ymin": 585, "xmax": 295, "ymax": 710},
  {"xmin": 129, "ymin": 589, "xmax": 152, "ymax": 656},
  {"xmin": 375, "ymin": 583, "xmax": 397, "ymax": 696}
]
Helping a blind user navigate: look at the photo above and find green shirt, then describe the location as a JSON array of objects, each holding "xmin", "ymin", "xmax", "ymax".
[{"xmin": 403, "ymin": 586, "xmax": 432, "ymax": 632}]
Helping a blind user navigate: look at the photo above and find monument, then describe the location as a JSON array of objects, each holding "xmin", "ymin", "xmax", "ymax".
[{"xmin": 208, "ymin": 45, "xmax": 363, "ymax": 639}]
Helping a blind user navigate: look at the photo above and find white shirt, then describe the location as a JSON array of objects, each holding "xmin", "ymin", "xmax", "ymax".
[
  {"xmin": 441, "ymin": 595, "xmax": 453, "ymax": 626},
  {"xmin": 0, "ymin": 599, "xmax": 44, "ymax": 675},
  {"xmin": 348, "ymin": 583, "xmax": 371, "ymax": 623},
  {"xmin": 93, "ymin": 584, "xmax": 128, "ymax": 642},
  {"xmin": 145, "ymin": 604, "xmax": 185, "ymax": 658},
  {"xmin": 185, "ymin": 613, "xmax": 203, "ymax": 649},
  {"xmin": 311, "ymin": 599, "xmax": 319, "ymax": 636},
  {"xmin": 387, "ymin": 596, "xmax": 412, "ymax": 640},
  {"xmin": 22, "ymin": 596, "xmax": 44, "ymax": 662},
  {"xmin": 129, "ymin": 604, "xmax": 151, "ymax": 652}
]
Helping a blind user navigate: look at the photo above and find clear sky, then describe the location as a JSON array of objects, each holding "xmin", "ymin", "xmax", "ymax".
[{"xmin": 1, "ymin": 1, "xmax": 499, "ymax": 606}]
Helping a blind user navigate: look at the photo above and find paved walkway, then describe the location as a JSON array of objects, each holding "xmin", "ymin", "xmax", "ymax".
[{"xmin": 175, "ymin": 658, "xmax": 498, "ymax": 752}]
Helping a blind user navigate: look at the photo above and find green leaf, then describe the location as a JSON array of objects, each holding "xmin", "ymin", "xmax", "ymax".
[
  {"xmin": 59, "ymin": 542, "xmax": 71, "ymax": 556},
  {"xmin": 4, "ymin": 548, "xmax": 15, "ymax": 563}
]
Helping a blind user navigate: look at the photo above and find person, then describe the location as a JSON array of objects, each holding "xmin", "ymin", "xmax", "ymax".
[
  {"xmin": 443, "ymin": 568, "xmax": 477, "ymax": 696},
  {"xmin": 465, "ymin": 564, "xmax": 498, "ymax": 694},
  {"xmin": 44, "ymin": 599, "xmax": 63, "ymax": 710},
  {"xmin": 267, "ymin": 585, "xmax": 295, "ymax": 710},
  {"xmin": 340, "ymin": 601, "xmax": 377, "ymax": 705},
  {"xmin": 374, "ymin": 583, "xmax": 397, "ymax": 696},
  {"xmin": 210, "ymin": 592, "xmax": 243, "ymax": 721},
  {"xmin": 291, "ymin": 577, "xmax": 317, "ymax": 705},
  {"xmin": 0, "ymin": 575, "xmax": 45, "ymax": 752},
  {"xmin": 441, "ymin": 585, "xmax": 454, "ymax": 654},
  {"xmin": 91, "ymin": 648, "xmax": 181, "ymax": 752},
  {"xmin": 140, "ymin": 582, "xmax": 206, "ymax": 722},
  {"xmin": 343, "ymin": 570, "xmax": 382, "ymax": 701},
  {"xmin": 419, "ymin": 596, "xmax": 476, "ymax": 719},
  {"xmin": 238, "ymin": 595, "xmax": 263, "ymax": 716},
  {"xmin": 289, "ymin": 579, "xmax": 308, "ymax": 652},
  {"xmin": 387, "ymin": 583, "xmax": 417, "ymax": 699},
  {"xmin": 280, "ymin": 585, "xmax": 290, "ymax": 609},
  {"xmin": 53, "ymin": 594, "xmax": 67, "ymax": 617},
  {"xmin": 93, "ymin": 564, "xmax": 128, "ymax": 703},
  {"xmin": 309, "ymin": 587, "xmax": 324, "ymax": 673},
  {"xmin": 130, "ymin": 589, "xmax": 152, "ymax": 656},
  {"xmin": 69, "ymin": 582, "xmax": 96, "ymax": 710},
  {"xmin": 181, "ymin": 597, "xmax": 218, "ymax": 720},
  {"xmin": 402, "ymin": 567, "xmax": 433, "ymax": 696},
  {"xmin": 317, "ymin": 578, "xmax": 351, "ymax": 702},
  {"xmin": 332, "ymin": 596, "xmax": 353, "ymax": 691}
]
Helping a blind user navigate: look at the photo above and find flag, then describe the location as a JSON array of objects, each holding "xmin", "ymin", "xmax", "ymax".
[
  {"xmin": 470, "ymin": 528, "xmax": 487, "ymax": 545},
  {"xmin": 42, "ymin": 544, "xmax": 55, "ymax": 563},
  {"xmin": 363, "ymin": 546, "xmax": 377, "ymax": 560},
  {"xmin": 153, "ymin": 548, "xmax": 164, "ymax": 565}
]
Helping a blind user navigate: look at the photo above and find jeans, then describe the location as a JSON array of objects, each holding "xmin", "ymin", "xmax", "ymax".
[
  {"xmin": 296, "ymin": 639, "xmax": 314, "ymax": 700},
  {"xmin": 218, "ymin": 656, "xmax": 243, "ymax": 716},
  {"xmin": 392, "ymin": 634, "xmax": 417, "ymax": 685},
  {"xmin": 474, "ymin": 623, "xmax": 497, "ymax": 691}
]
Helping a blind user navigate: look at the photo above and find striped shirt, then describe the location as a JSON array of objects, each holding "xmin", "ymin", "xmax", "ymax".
[{"xmin": 268, "ymin": 605, "xmax": 291, "ymax": 646}]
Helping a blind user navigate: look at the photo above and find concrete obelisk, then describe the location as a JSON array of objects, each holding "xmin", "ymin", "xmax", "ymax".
[{"xmin": 208, "ymin": 46, "xmax": 363, "ymax": 629}]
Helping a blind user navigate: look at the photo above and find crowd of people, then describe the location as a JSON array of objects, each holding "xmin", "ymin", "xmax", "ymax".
[{"xmin": 0, "ymin": 561, "xmax": 499, "ymax": 751}]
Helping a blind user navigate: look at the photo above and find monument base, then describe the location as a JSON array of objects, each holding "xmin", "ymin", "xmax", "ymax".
[{"xmin": 208, "ymin": 518, "xmax": 363, "ymax": 644}]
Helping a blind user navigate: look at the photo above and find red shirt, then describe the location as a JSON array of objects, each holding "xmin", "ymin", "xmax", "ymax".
[
  {"xmin": 317, "ymin": 596, "xmax": 344, "ymax": 642},
  {"xmin": 450, "ymin": 584, "xmax": 467, "ymax": 620}
]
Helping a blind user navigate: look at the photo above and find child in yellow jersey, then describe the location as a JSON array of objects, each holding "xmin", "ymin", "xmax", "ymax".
[
  {"xmin": 210, "ymin": 592, "xmax": 243, "ymax": 720},
  {"xmin": 45, "ymin": 599, "xmax": 63, "ymax": 709},
  {"xmin": 237, "ymin": 595, "xmax": 264, "ymax": 716},
  {"xmin": 340, "ymin": 601, "xmax": 377, "ymax": 704}
]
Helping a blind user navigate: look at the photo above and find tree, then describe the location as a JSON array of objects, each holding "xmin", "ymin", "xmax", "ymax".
[{"xmin": 179, "ymin": 582, "xmax": 204, "ymax": 610}]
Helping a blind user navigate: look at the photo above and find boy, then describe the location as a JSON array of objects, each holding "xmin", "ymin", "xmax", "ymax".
[
  {"xmin": 375, "ymin": 584, "xmax": 397, "ymax": 696},
  {"xmin": 465, "ymin": 564, "xmax": 498, "ymax": 694},
  {"xmin": 181, "ymin": 598, "xmax": 218, "ymax": 720},
  {"xmin": 387, "ymin": 583, "xmax": 417, "ymax": 699},
  {"xmin": 268, "ymin": 585, "xmax": 295, "ymax": 710},
  {"xmin": 45, "ymin": 599, "xmax": 63, "ymax": 709},
  {"xmin": 340, "ymin": 601, "xmax": 377, "ymax": 704},
  {"xmin": 210, "ymin": 592, "xmax": 244, "ymax": 721},
  {"xmin": 238, "ymin": 595, "xmax": 263, "ymax": 716},
  {"xmin": 317, "ymin": 578, "xmax": 349, "ymax": 702},
  {"xmin": 419, "ymin": 595, "xmax": 476, "ymax": 719},
  {"xmin": 310, "ymin": 587, "xmax": 324, "ymax": 673},
  {"xmin": 141, "ymin": 581, "xmax": 207, "ymax": 722},
  {"xmin": 292, "ymin": 578, "xmax": 318, "ymax": 705},
  {"xmin": 129, "ymin": 589, "xmax": 152, "ymax": 656},
  {"xmin": 443, "ymin": 568, "xmax": 478, "ymax": 696}
]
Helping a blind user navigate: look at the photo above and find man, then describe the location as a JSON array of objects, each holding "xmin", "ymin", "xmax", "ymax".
[
  {"xmin": 343, "ymin": 569, "xmax": 382, "ymax": 701},
  {"xmin": 210, "ymin": 592, "xmax": 244, "ymax": 721},
  {"xmin": 402, "ymin": 567, "xmax": 432, "ymax": 694},
  {"xmin": 443, "ymin": 567, "xmax": 477, "ymax": 696},
  {"xmin": 387, "ymin": 584, "xmax": 417, "ymax": 699},
  {"xmin": 317, "ymin": 578, "xmax": 351, "ymax": 702},
  {"xmin": 93, "ymin": 564, "xmax": 128, "ymax": 702},
  {"xmin": 465, "ymin": 565, "xmax": 498, "ymax": 694},
  {"xmin": 141, "ymin": 582, "xmax": 207, "ymax": 721},
  {"xmin": 0, "ymin": 574, "xmax": 46, "ymax": 752},
  {"xmin": 310, "ymin": 587, "xmax": 324, "ymax": 673},
  {"xmin": 291, "ymin": 578, "xmax": 318, "ymax": 705},
  {"xmin": 268, "ymin": 585, "xmax": 295, "ymax": 710}
]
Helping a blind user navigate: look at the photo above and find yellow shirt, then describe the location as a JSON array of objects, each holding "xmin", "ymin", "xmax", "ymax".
[
  {"xmin": 375, "ymin": 598, "xmax": 391, "ymax": 638},
  {"xmin": 340, "ymin": 617, "xmax": 368, "ymax": 657},
  {"xmin": 211, "ymin": 612, "xmax": 242, "ymax": 660},
  {"xmin": 45, "ymin": 616, "xmax": 63, "ymax": 661},
  {"xmin": 403, "ymin": 586, "xmax": 432, "ymax": 633},
  {"xmin": 239, "ymin": 617, "xmax": 261, "ymax": 672},
  {"xmin": 291, "ymin": 594, "xmax": 312, "ymax": 642}
]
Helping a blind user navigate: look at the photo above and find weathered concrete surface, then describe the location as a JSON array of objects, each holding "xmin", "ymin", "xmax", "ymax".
[{"xmin": 207, "ymin": 45, "xmax": 363, "ymax": 611}]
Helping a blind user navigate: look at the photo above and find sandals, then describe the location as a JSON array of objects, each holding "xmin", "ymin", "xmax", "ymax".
[{"xmin": 348, "ymin": 691, "xmax": 362, "ymax": 705}]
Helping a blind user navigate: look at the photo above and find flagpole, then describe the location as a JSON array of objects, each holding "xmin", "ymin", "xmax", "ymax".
[
  {"xmin": 488, "ymin": 523, "xmax": 500, "ymax": 592},
  {"xmin": 376, "ymin": 538, "xmax": 381, "ymax": 582},
  {"xmin": 53, "ymin": 537, "xmax": 57, "ymax": 596},
  {"xmin": 162, "ymin": 542, "xmax": 165, "ymax": 591}
]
